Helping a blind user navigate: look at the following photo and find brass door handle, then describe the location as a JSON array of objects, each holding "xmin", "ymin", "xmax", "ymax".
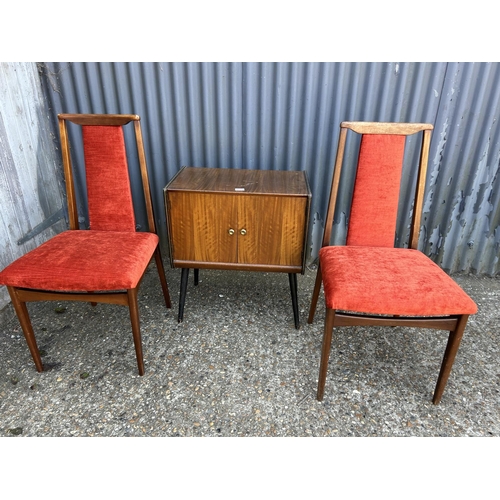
[
  {"xmin": 240, "ymin": 229, "xmax": 247, "ymax": 236},
  {"xmin": 228, "ymin": 228, "xmax": 235, "ymax": 235}
]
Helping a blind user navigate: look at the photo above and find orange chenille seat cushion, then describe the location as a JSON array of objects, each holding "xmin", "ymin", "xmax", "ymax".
[
  {"xmin": 0, "ymin": 230, "xmax": 158, "ymax": 291},
  {"xmin": 319, "ymin": 246, "xmax": 478, "ymax": 316}
]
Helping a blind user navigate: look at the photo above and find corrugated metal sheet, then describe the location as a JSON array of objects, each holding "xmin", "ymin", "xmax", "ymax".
[
  {"xmin": 37, "ymin": 62, "xmax": 500, "ymax": 276},
  {"xmin": 0, "ymin": 62, "xmax": 66, "ymax": 309},
  {"xmin": 421, "ymin": 62, "xmax": 500, "ymax": 275}
]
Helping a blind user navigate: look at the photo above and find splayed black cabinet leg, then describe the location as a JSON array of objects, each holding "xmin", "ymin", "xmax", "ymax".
[
  {"xmin": 178, "ymin": 268, "xmax": 190, "ymax": 322},
  {"xmin": 289, "ymin": 273, "xmax": 300, "ymax": 329}
]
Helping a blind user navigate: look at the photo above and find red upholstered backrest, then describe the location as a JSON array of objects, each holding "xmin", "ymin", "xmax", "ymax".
[
  {"xmin": 346, "ymin": 134, "xmax": 406, "ymax": 247},
  {"xmin": 82, "ymin": 125, "xmax": 136, "ymax": 232}
]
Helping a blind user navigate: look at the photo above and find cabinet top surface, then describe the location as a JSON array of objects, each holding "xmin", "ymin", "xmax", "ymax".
[{"xmin": 165, "ymin": 167, "xmax": 311, "ymax": 196}]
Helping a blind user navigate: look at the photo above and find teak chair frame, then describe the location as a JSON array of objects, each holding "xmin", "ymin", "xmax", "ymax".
[
  {"xmin": 6, "ymin": 114, "xmax": 171, "ymax": 376},
  {"xmin": 308, "ymin": 121, "xmax": 470, "ymax": 405}
]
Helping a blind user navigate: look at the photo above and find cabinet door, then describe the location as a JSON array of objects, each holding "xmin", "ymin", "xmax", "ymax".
[
  {"xmin": 237, "ymin": 195, "xmax": 307, "ymax": 267},
  {"xmin": 168, "ymin": 192, "xmax": 238, "ymax": 264}
]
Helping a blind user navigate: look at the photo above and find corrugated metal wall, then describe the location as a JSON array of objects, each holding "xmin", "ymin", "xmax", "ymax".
[
  {"xmin": 422, "ymin": 62, "xmax": 500, "ymax": 275},
  {"xmin": 0, "ymin": 62, "xmax": 66, "ymax": 310},
  {"xmin": 38, "ymin": 62, "xmax": 499, "ymax": 276}
]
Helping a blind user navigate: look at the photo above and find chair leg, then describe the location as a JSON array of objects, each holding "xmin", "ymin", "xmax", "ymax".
[
  {"xmin": 194, "ymin": 268, "xmax": 199, "ymax": 286},
  {"xmin": 88, "ymin": 291, "xmax": 97, "ymax": 307},
  {"xmin": 317, "ymin": 308, "xmax": 335, "ymax": 401},
  {"xmin": 432, "ymin": 314, "xmax": 469, "ymax": 404},
  {"xmin": 308, "ymin": 263, "xmax": 323, "ymax": 324},
  {"xmin": 153, "ymin": 246, "xmax": 172, "ymax": 309},
  {"xmin": 127, "ymin": 288, "xmax": 145, "ymax": 376},
  {"xmin": 7, "ymin": 286, "xmax": 43, "ymax": 372}
]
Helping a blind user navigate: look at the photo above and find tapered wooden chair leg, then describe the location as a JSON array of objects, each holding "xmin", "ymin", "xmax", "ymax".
[
  {"xmin": 153, "ymin": 247, "xmax": 172, "ymax": 309},
  {"xmin": 127, "ymin": 288, "xmax": 145, "ymax": 376},
  {"xmin": 432, "ymin": 314, "xmax": 469, "ymax": 404},
  {"xmin": 308, "ymin": 264, "xmax": 323, "ymax": 324},
  {"xmin": 7, "ymin": 286, "xmax": 43, "ymax": 372},
  {"xmin": 317, "ymin": 308, "xmax": 336, "ymax": 401},
  {"xmin": 88, "ymin": 291, "xmax": 98, "ymax": 307}
]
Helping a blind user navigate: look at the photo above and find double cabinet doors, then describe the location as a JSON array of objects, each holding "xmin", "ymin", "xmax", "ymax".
[{"xmin": 167, "ymin": 190, "xmax": 307, "ymax": 271}]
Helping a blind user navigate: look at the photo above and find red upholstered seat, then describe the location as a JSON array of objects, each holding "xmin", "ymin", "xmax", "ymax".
[
  {"xmin": 0, "ymin": 231, "xmax": 159, "ymax": 292},
  {"xmin": 319, "ymin": 246, "xmax": 478, "ymax": 316}
]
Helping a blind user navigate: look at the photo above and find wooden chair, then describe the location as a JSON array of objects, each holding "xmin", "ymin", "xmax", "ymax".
[
  {"xmin": 0, "ymin": 114, "xmax": 171, "ymax": 375},
  {"xmin": 308, "ymin": 122, "xmax": 477, "ymax": 404}
]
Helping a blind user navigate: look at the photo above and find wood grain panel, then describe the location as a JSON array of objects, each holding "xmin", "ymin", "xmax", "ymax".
[
  {"xmin": 237, "ymin": 195, "xmax": 307, "ymax": 266},
  {"xmin": 167, "ymin": 191, "xmax": 238, "ymax": 263},
  {"xmin": 167, "ymin": 167, "xmax": 310, "ymax": 196}
]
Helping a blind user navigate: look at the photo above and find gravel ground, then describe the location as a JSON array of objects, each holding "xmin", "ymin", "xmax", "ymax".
[
  {"xmin": 1, "ymin": 263, "xmax": 498, "ymax": 438},
  {"xmin": 1, "ymin": 263, "xmax": 498, "ymax": 497}
]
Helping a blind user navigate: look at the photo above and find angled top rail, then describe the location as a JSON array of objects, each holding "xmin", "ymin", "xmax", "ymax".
[
  {"xmin": 341, "ymin": 122, "xmax": 434, "ymax": 135},
  {"xmin": 58, "ymin": 114, "xmax": 140, "ymax": 126}
]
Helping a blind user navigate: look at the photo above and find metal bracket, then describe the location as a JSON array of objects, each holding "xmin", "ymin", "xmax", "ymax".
[{"xmin": 17, "ymin": 207, "xmax": 66, "ymax": 245}]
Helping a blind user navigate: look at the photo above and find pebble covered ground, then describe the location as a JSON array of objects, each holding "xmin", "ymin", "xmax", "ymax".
[{"xmin": 0, "ymin": 264, "xmax": 498, "ymax": 438}]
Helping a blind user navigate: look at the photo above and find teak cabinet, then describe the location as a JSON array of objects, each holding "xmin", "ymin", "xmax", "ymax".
[{"xmin": 164, "ymin": 167, "xmax": 311, "ymax": 328}]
